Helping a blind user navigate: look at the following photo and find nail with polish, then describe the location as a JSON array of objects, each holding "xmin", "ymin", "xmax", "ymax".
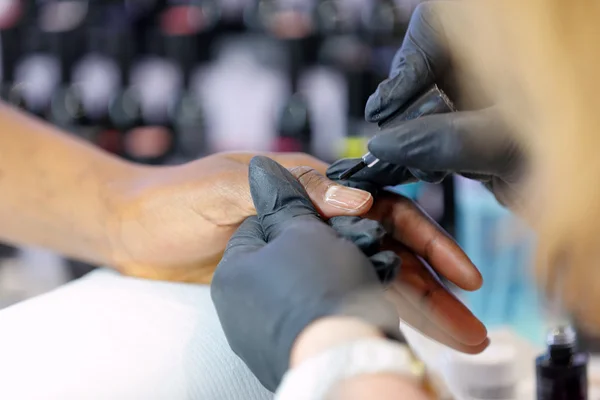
[{"xmin": 325, "ymin": 185, "xmax": 372, "ymax": 211}]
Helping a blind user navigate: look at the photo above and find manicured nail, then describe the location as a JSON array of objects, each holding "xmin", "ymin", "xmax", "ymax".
[{"xmin": 325, "ymin": 185, "xmax": 372, "ymax": 211}]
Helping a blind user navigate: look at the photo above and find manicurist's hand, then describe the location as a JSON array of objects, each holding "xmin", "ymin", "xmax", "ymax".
[
  {"xmin": 330, "ymin": 1, "xmax": 526, "ymax": 207},
  {"xmin": 211, "ymin": 156, "xmax": 402, "ymax": 391}
]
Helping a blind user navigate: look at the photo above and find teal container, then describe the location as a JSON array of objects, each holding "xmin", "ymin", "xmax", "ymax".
[
  {"xmin": 455, "ymin": 178, "xmax": 547, "ymax": 345},
  {"xmin": 387, "ymin": 182, "xmax": 423, "ymax": 200}
]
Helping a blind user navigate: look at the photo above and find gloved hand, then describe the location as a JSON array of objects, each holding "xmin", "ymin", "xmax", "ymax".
[
  {"xmin": 211, "ymin": 156, "xmax": 401, "ymax": 392},
  {"xmin": 327, "ymin": 157, "xmax": 418, "ymax": 196},
  {"xmin": 360, "ymin": 1, "xmax": 525, "ymax": 206}
]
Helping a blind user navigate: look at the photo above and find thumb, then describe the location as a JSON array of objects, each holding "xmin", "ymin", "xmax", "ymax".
[
  {"xmin": 249, "ymin": 156, "xmax": 321, "ymax": 241},
  {"xmin": 368, "ymin": 109, "xmax": 514, "ymax": 177}
]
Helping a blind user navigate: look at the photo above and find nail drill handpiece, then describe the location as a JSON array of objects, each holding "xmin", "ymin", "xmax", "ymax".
[{"xmin": 338, "ymin": 85, "xmax": 456, "ymax": 180}]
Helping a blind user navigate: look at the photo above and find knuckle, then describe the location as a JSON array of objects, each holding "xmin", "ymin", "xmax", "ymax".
[
  {"xmin": 289, "ymin": 166, "xmax": 331, "ymax": 192},
  {"xmin": 289, "ymin": 166, "xmax": 315, "ymax": 180}
]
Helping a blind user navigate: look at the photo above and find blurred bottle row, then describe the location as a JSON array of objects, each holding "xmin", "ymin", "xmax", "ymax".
[
  {"xmin": 0, "ymin": 0, "xmax": 422, "ymax": 164},
  {"xmin": 0, "ymin": 0, "xmax": 434, "ymax": 303}
]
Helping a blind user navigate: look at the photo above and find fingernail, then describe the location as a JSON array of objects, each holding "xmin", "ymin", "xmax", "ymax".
[{"xmin": 325, "ymin": 185, "xmax": 372, "ymax": 211}]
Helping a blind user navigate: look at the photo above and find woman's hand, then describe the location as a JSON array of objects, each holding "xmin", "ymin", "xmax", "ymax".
[
  {"xmin": 366, "ymin": 194, "xmax": 488, "ymax": 353},
  {"xmin": 109, "ymin": 152, "xmax": 374, "ymax": 283},
  {"xmin": 327, "ymin": 193, "xmax": 488, "ymax": 354}
]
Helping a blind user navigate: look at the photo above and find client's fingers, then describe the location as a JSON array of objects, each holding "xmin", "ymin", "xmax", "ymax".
[
  {"xmin": 226, "ymin": 151, "xmax": 329, "ymax": 175},
  {"xmin": 289, "ymin": 166, "xmax": 373, "ymax": 218},
  {"xmin": 368, "ymin": 194, "xmax": 482, "ymax": 291},
  {"xmin": 387, "ymin": 289, "xmax": 489, "ymax": 354},
  {"xmin": 383, "ymin": 244, "xmax": 488, "ymax": 353},
  {"xmin": 389, "ymin": 245, "xmax": 487, "ymax": 347}
]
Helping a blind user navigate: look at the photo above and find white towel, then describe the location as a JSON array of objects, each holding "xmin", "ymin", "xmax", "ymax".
[{"xmin": 0, "ymin": 269, "xmax": 272, "ymax": 400}]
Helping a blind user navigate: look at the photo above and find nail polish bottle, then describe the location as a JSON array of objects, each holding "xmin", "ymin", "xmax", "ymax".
[
  {"xmin": 160, "ymin": 0, "xmax": 220, "ymax": 64},
  {"xmin": 313, "ymin": 0, "xmax": 350, "ymax": 37},
  {"xmin": 123, "ymin": 26, "xmax": 179, "ymax": 165},
  {"xmin": 269, "ymin": 0, "xmax": 314, "ymax": 154},
  {"xmin": 536, "ymin": 325, "xmax": 589, "ymax": 400},
  {"xmin": 243, "ymin": 0, "xmax": 275, "ymax": 32},
  {"xmin": 70, "ymin": 3, "xmax": 128, "ymax": 153},
  {"xmin": 107, "ymin": 25, "xmax": 142, "ymax": 159},
  {"xmin": 13, "ymin": 24, "xmax": 61, "ymax": 118},
  {"xmin": 361, "ymin": 0, "xmax": 407, "ymax": 84},
  {"xmin": 162, "ymin": 0, "xmax": 218, "ymax": 162},
  {"xmin": 197, "ymin": 37, "xmax": 286, "ymax": 153},
  {"xmin": 317, "ymin": 17, "xmax": 372, "ymax": 160},
  {"xmin": 0, "ymin": 0, "xmax": 29, "ymax": 107},
  {"xmin": 46, "ymin": 0, "xmax": 90, "ymax": 130},
  {"xmin": 342, "ymin": 57, "xmax": 375, "ymax": 159},
  {"xmin": 215, "ymin": 0, "xmax": 246, "ymax": 33},
  {"xmin": 276, "ymin": 92, "xmax": 312, "ymax": 153}
]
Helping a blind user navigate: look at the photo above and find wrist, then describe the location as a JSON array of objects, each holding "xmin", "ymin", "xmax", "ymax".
[
  {"xmin": 291, "ymin": 316, "xmax": 385, "ymax": 367},
  {"xmin": 101, "ymin": 161, "xmax": 156, "ymax": 267}
]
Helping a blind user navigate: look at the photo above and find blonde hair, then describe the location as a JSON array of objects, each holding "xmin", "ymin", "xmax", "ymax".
[{"xmin": 442, "ymin": 0, "xmax": 600, "ymax": 330}]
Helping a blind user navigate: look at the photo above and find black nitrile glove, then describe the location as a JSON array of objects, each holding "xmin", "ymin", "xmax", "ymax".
[
  {"xmin": 211, "ymin": 156, "xmax": 401, "ymax": 392},
  {"xmin": 362, "ymin": 1, "xmax": 525, "ymax": 207},
  {"xmin": 326, "ymin": 157, "xmax": 419, "ymax": 195}
]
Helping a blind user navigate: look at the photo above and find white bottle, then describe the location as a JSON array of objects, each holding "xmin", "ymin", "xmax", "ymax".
[
  {"xmin": 443, "ymin": 343, "xmax": 518, "ymax": 400},
  {"xmin": 194, "ymin": 40, "xmax": 288, "ymax": 153}
]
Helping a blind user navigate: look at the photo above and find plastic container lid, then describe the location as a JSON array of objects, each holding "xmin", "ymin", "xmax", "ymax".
[{"xmin": 443, "ymin": 343, "xmax": 518, "ymax": 399}]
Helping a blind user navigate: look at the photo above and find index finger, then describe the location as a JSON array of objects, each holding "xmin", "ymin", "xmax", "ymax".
[{"xmin": 367, "ymin": 193, "xmax": 482, "ymax": 291}]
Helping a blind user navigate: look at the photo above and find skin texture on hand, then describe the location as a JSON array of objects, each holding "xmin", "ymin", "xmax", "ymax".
[
  {"xmin": 362, "ymin": 194, "xmax": 487, "ymax": 353},
  {"xmin": 110, "ymin": 152, "xmax": 374, "ymax": 283},
  {"xmin": 0, "ymin": 103, "xmax": 372, "ymax": 284}
]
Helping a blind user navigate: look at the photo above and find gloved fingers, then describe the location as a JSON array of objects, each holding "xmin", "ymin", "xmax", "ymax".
[
  {"xmin": 368, "ymin": 109, "xmax": 515, "ymax": 177},
  {"xmin": 365, "ymin": 2, "xmax": 450, "ymax": 124},
  {"xmin": 288, "ymin": 166, "xmax": 373, "ymax": 218},
  {"xmin": 212, "ymin": 216, "xmax": 265, "ymax": 310},
  {"xmin": 368, "ymin": 193, "xmax": 482, "ymax": 291},
  {"xmin": 369, "ymin": 250, "xmax": 401, "ymax": 285},
  {"xmin": 328, "ymin": 216, "xmax": 386, "ymax": 256},
  {"xmin": 336, "ymin": 286, "xmax": 403, "ymax": 341},
  {"xmin": 326, "ymin": 158, "xmax": 418, "ymax": 192},
  {"xmin": 219, "ymin": 216, "xmax": 266, "ymax": 263},
  {"xmin": 364, "ymin": 49, "xmax": 434, "ymax": 123},
  {"xmin": 408, "ymin": 168, "xmax": 448, "ymax": 184},
  {"xmin": 249, "ymin": 156, "xmax": 322, "ymax": 241}
]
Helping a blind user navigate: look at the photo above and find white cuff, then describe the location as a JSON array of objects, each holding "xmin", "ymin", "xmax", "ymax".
[{"xmin": 274, "ymin": 338, "xmax": 419, "ymax": 400}]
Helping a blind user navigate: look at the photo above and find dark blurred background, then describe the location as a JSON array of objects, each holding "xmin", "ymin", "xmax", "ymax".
[{"xmin": 3, "ymin": 0, "xmax": 593, "ymax": 352}]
